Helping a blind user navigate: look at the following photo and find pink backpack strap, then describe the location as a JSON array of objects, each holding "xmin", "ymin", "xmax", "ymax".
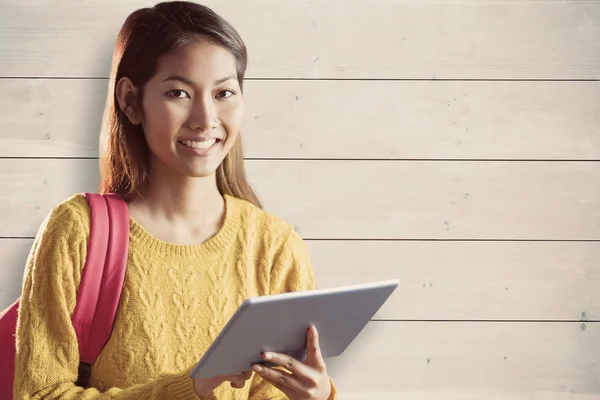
[{"xmin": 71, "ymin": 193, "xmax": 129, "ymax": 382}]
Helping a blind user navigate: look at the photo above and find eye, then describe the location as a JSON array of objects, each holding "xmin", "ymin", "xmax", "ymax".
[
  {"xmin": 216, "ymin": 89, "xmax": 236, "ymax": 99},
  {"xmin": 167, "ymin": 89, "xmax": 191, "ymax": 99}
]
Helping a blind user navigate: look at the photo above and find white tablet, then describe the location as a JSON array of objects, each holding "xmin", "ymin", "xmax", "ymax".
[{"xmin": 190, "ymin": 279, "xmax": 399, "ymax": 379}]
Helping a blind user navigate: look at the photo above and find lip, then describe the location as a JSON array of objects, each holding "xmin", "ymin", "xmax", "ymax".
[
  {"xmin": 177, "ymin": 138, "xmax": 221, "ymax": 157},
  {"xmin": 177, "ymin": 137, "xmax": 222, "ymax": 142}
]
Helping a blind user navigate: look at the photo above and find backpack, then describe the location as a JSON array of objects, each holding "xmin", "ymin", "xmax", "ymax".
[{"xmin": 0, "ymin": 193, "xmax": 129, "ymax": 399}]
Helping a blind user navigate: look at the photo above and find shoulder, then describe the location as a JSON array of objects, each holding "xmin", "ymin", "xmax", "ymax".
[
  {"xmin": 227, "ymin": 196, "xmax": 317, "ymax": 293},
  {"xmin": 227, "ymin": 194, "xmax": 295, "ymax": 236},
  {"xmin": 42, "ymin": 193, "xmax": 90, "ymax": 232},
  {"xmin": 34, "ymin": 193, "xmax": 91, "ymax": 245},
  {"xmin": 226, "ymin": 194, "xmax": 307, "ymax": 255},
  {"xmin": 23, "ymin": 193, "xmax": 91, "ymax": 288}
]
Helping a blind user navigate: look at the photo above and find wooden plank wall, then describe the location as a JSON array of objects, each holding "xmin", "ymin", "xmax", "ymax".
[{"xmin": 1, "ymin": 0, "xmax": 599, "ymax": 398}]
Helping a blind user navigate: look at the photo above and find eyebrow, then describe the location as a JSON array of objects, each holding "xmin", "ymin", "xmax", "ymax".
[{"xmin": 162, "ymin": 74, "xmax": 236, "ymax": 86}]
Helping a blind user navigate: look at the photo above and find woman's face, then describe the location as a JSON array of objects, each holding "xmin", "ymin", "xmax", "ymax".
[{"xmin": 134, "ymin": 41, "xmax": 244, "ymax": 179}]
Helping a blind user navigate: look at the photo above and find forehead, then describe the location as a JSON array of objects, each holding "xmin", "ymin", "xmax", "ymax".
[{"xmin": 153, "ymin": 41, "xmax": 238, "ymax": 83}]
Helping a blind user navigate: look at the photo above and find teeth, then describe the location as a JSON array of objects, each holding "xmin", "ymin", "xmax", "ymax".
[{"xmin": 181, "ymin": 139, "xmax": 217, "ymax": 149}]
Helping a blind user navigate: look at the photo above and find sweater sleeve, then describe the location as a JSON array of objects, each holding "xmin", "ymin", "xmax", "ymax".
[
  {"xmin": 13, "ymin": 198, "xmax": 200, "ymax": 400},
  {"xmin": 248, "ymin": 225, "xmax": 338, "ymax": 400}
]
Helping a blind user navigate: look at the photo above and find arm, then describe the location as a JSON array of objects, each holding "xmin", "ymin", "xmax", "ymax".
[
  {"xmin": 13, "ymin": 201, "xmax": 200, "ymax": 400},
  {"xmin": 248, "ymin": 225, "xmax": 338, "ymax": 400}
]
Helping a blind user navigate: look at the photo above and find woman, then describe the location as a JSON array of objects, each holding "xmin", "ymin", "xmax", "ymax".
[{"xmin": 13, "ymin": 1, "xmax": 337, "ymax": 399}]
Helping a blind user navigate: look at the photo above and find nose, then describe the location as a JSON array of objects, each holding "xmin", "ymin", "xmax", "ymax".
[{"xmin": 188, "ymin": 96, "xmax": 218, "ymax": 132}]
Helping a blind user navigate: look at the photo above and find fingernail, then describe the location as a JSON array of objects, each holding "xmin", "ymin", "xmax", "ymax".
[
  {"xmin": 263, "ymin": 352, "xmax": 272, "ymax": 360},
  {"xmin": 252, "ymin": 365, "xmax": 263, "ymax": 373}
]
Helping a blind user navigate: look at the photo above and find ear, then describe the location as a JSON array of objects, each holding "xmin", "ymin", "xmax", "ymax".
[{"xmin": 115, "ymin": 77, "xmax": 142, "ymax": 125}]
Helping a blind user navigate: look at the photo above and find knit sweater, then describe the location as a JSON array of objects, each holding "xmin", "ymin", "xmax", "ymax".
[{"xmin": 14, "ymin": 193, "xmax": 337, "ymax": 399}]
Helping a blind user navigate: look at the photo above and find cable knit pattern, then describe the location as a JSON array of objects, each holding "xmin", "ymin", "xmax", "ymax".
[{"xmin": 13, "ymin": 193, "xmax": 337, "ymax": 400}]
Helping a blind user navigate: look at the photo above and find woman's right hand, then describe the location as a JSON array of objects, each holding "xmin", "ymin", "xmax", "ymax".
[{"xmin": 193, "ymin": 371, "xmax": 253, "ymax": 398}]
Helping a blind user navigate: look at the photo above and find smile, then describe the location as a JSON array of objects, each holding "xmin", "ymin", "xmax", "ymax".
[{"xmin": 178, "ymin": 139, "xmax": 219, "ymax": 149}]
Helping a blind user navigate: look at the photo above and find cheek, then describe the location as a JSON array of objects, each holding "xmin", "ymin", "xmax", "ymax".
[
  {"xmin": 221, "ymin": 102, "xmax": 244, "ymax": 138},
  {"xmin": 142, "ymin": 99, "xmax": 186, "ymax": 142}
]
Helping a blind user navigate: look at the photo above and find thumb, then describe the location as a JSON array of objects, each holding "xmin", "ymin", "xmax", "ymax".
[
  {"xmin": 226, "ymin": 372, "xmax": 247, "ymax": 389},
  {"xmin": 305, "ymin": 325, "xmax": 326, "ymax": 370}
]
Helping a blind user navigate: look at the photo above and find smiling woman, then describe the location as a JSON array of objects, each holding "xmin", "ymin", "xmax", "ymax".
[
  {"xmin": 98, "ymin": 4, "xmax": 259, "ymax": 208},
  {"xmin": 116, "ymin": 42, "xmax": 244, "ymax": 182},
  {"xmin": 11, "ymin": 2, "xmax": 337, "ymax": 400}
]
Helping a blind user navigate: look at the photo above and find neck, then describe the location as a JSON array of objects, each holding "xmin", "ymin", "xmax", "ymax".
[{"xmin": 134, "ymin": 161, "xmax": 225, "ymax": 227}]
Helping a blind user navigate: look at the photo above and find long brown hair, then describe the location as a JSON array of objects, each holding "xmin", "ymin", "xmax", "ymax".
[{"xmin": 99, "ymin": 1, "xmax": 262, "ymax": 208}]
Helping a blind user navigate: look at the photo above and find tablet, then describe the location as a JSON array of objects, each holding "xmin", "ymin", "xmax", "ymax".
[{"xmin": 190, "ymin": 279, "xmax": 398, "ymax": 379}]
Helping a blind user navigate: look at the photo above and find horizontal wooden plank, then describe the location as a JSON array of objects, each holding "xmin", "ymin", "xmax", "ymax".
[
  {"xmin": 1, "ymin": 79, "xmax": 599, "ymax": 160},
  {"xmin": 339, "ymin": 392, "xmax": 600, "ymax": 400},
  {"xmin": 0, "ymin": 0, "xmax": 599, "ymax": 79},
  {"xmin": 0, "ymin": 159, "xmax": 598, "ymax": 240},
  {"xmin": 310, "ymin": 240, "xmax": 600, "ymax": 322},
  {"xmin": 2, "ymin": 239, "xmax": 599, "ymax": 320},
  {"xmin": 328, "ymin": 321, "xmax": 600, "ymax": 397},
  {"xmin": 0, "ymin": 239, "xmax": 29, "ymax": 308}
]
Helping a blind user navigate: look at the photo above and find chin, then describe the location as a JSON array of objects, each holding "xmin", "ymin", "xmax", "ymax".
[
  {"xmin": 189, "ymin": 171, "xmax": 217, "ymax": 178},
  {"xmin": 183, "ymin": 166, "xmax": 220, "ymax": 179}
]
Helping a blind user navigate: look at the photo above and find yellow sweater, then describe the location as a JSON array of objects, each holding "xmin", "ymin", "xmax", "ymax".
[{"xmin": 14, "ymin": 193, "xmax": 337, "ymax": 399}]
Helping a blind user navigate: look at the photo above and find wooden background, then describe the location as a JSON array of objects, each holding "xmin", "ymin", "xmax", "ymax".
[{"xmin": 1, "ymin": 0, "xmax": 599, "ymax": 398}]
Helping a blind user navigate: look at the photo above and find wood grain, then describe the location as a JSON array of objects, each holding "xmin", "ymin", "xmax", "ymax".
[
  {"xmin": 1, "ymin": 79, "xmax": 599, "ymax": 159},
  {"xmin": 2, "ymin": 239, "xmax": 599, "ymax": 320},
  {"xmin": 0, "ymin": 159, "xmax": 598, "ymax": 240},
  {"xmin": 0, "ymin": 0, "xmax": 598, "ymax": 79},
  {"xmin": 1, "ymin": 0, "xmax": 599, "ymax": 398},
  {"xmin": 328, "ymin": 321, "xmax": 600, "ymax": 397}
]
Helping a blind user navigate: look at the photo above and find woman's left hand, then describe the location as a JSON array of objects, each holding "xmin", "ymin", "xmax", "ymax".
[{"xmin": 252, "ymin": 325, "xmax": 332, "ymax": 400}]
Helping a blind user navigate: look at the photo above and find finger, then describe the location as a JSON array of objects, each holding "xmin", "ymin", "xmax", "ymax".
[
  {"xmin": 242, "ymin": 370, "xmax": 253, "ymax": 381},
  {"xmin": 228, "ymin": 371, "xmax": 252, "ymax": 389},
  {"xmin": 261, "ymin": 351, "xmax": 319, "ymax": 381},
  {"xmin": 227, "ymin": 373, "xmax": 246, "ymax": 389},
  {"xmin": 306, "ymin": 325, "xmax": 326, "ymax": 371},
  {"xmin": 252, "ymin": 364, "xmax": 301, "ymax": 395}
]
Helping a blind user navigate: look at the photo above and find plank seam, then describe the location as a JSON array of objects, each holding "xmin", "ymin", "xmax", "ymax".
[
  {"xmin": 0, "ymin": 77, "xmax": 599, "ymax": 82},
  {"xmin": 1, "ymin": 157, "xmax": 600, "ymax": 162},
  {"xmin": 371, "ymin": 319, "xmax": 599, "ymax": 323},
  {"xmin": 2, "ymin": 237, "xmax": 599, "ymax": 242}
]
